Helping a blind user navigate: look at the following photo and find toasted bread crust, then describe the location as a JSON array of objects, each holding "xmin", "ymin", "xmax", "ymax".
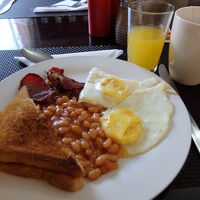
[
  {"xmin": 0, "ymin": 162, "xmax": 84, "ymax": 192},
  {"xmin": 0, "ymin": 87, "xmax": 84, "ymax": 179},
  {"xmin": 0, "ymin": 151, "xmax": 82, "ymax": 177}
]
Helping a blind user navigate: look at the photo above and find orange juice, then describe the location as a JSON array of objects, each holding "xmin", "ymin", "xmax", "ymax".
[{"xmin": 128, "ymin": 26, "xmax": 165, "ymax": 70}]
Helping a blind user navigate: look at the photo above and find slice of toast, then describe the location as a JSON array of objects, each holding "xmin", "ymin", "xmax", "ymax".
[
  {"xmin": 0, "ymin": 162, "xmax": 83, "ymax": 192},
  {"xmin": 0, "ymin": 86, "xmax": 84, "ymax": 190}
]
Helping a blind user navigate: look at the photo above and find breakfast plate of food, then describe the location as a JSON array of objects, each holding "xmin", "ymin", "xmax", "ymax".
[{"xmin": 0, "ymin": 56, "xmax": 191, "ymax": 200}]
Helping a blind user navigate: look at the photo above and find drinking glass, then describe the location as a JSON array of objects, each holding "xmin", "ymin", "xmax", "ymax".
[{"xmin": 128, "ymin": 0, "xmax": 174, "ymax": 71}]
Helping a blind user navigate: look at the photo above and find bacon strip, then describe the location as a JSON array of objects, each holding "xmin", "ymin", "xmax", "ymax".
[
  {"xmin": 19, "ymin": 67, "xmax": 85, "ymax": 105},
  {"xmin": 47, "ymin": 67, "xmax": 84, "ymax": 98},
  {"xmin": 47, "ymin": 67, "xmax": 84, "ymax": 90},
  {"xmin": 19, "ymin": 73, "xmax": 59, "ymax": 104}
]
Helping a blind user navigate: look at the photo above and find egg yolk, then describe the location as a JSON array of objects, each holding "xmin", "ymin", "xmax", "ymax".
[
  {"xmin": 101, "ymin": 108, "xmax": 142, "ymax": 145},
  {"xmin": 100, "ymin": 77, "xmax": 129, "ymax": 103}
]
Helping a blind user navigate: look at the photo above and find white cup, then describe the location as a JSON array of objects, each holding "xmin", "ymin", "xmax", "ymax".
[{"xmin": 169, "ymin": 6, "xmax": 200, "ymax": 85}]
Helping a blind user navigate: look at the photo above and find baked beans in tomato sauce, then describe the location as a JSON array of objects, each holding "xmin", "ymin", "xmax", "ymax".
[{"xmin": 42, "ymin": 95, "xmax": 126, "ymax": 180}]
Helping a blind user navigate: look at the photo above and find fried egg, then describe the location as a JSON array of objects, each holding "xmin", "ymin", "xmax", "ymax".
[
  {"xmin": 101, "ymin": 83, "xmax": 174, "ymax": 156},
  {"xmin": 101, "ymin": 108, "xmax": 142, "ymax": 145},
  {"xmin": 79, "ymin": 68, "xmax": 159, "ymax": 108}
]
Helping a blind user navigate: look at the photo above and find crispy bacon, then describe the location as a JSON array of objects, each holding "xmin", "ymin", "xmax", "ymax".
[
  {"xmin": 19, "ymin": 73, "xmax": 50, "ymax": 91},
  {"xmin": 19, "ymin": 73, "xmax": 59, "ymax": 104},
  {"xmin": 48, "ymin": 67, "xmax": 64, "ymax": 74},
  {"xmin": 47, "ymin": 67, "xmax": 84, "ymax": 98},
  {"xmin": 19, "ymin": 67, "xmax": 85, "ymax": 105}
]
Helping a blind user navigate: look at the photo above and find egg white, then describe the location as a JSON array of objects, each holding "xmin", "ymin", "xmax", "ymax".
[
  {"xmin": 102, "ymin": 82, "xmax": 174, "ymax": 156},
  {"xmin": 79, "ymin": 68, "xmax": 159, "ymax": 108}
]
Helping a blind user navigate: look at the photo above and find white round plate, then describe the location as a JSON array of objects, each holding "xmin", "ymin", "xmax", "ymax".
[{"xmin": 0, "ymin": 56, "xmax": 191, "ymax": 200}]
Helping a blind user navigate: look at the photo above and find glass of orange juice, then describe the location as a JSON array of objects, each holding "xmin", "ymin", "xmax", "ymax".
[{"xmin": 128, "ymin": 0, "xmax": 174, "ymax": 71}]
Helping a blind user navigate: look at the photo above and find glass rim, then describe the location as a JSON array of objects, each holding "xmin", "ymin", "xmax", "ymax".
[{"xmin": 128, "ymin": 0, "xmax": 175, "ymax": 15}]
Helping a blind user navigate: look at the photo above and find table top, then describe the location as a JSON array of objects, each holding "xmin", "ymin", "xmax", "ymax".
[
  {"xmin": 0, "ymin": 15, "xmax": 117, "ymax": 50},
  {"xmin": 0, "ymin": 0, "xmax": 87, "ymax": 19},
  {"xmin": 0, "ymin": 1, "xmax": 200, "ymax": 199}
]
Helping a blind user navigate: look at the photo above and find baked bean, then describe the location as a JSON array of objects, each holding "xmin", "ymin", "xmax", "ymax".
[
  {"xmin": 91, "ymin": 113, "xmax": 100, "ymax": 122},
  {"xmin": 53, "ymin": 120, "xmax": 69, "ymax": 127},
  {"xmin": 89, "ymin": 154, "xmax": 96, "ymax": 162},
  {"xmin": 88, "ymin": 128, "xmax": 97, "ymax": 140},
  {"xmin": 62, "ymin": 120, "xmax": 70, "ymax": 126},
  {"xmin": 107, "ymin": 143, "xmax": 120, "ymax": 154},
  {"xmin": 95, "ymin": 154, "xmax": 118, "ymax": 166},
  {"xmin": 90, "ymin": 122, "xmax": 100, "ymax": 128},
  {"xmin": 62, "ymin": 103, "xmax": 69, "ymax": 108},
  {"xmin": 105, "ymin": 161, "xmax": 118, "ymax": 171},
  {"xmin": 96, "ymin": 127, "xmax": 106, "ymax": 137},
  {"xmin": 94, "ymin": 150, "xmax": 101, "ymax": 157},
  {"xmin": 76, "ymin": 139, "xmax": 81, "ymax": 145},
  {"xmin": 86, "ymin": 117, "xmax": 92, "ymax": 123},
  {"xmin": 66, "ymin": 106, "xmax": 74, "ymax": 113},
  {"xmin": 82, "ymin": 120, "xmax": 90, "ymax": 129},
  {"xmin": 73, "ymin": 119, "xmax": 80, "ymax": 125},
  {"xmin": 69, "ymin": 99, "xmax": 78, "ymax": 106},
  {"xmin": 107, "ymin": 154, "xmax": 118, "ymax": 162},
  {"xmin": 75, "ymin": 108, "xmax": 84, "ymax": 115},
  {"xmin": 100, "ymin": 165, "xmax": 109, "ymax": 174},
  {"xmin": 71, "ymin": 140, "xmax": 81, "ymax": 152},
  {"xmin": 57, "ymin": 127, "xmax": 70, "ymax": 136},
  {"xmin": 103, "ymin": 138, "xmax": 112, "ymax": 148},
  {"xmin": 84, "ymin": 165, "xmax": 94, "ymax": 175},
  {"xmin": 79, "ymin": 159, "xmax": 91, "ymax": 167},
  {"xmin": 56, "ymin": 107, "xmax": 63, "ymax": 116},
  {"xmin": 75, "ymin": 154, "xmax": 84, "ymax": 160},
  {"xmin": 88, "ymin": 168, "xmax": 101, "ymax": 180},
  {"xmin": 88, "ymin": 140, "xmax": 94, "ymax": 148},
  {"xmin": 62, "ymin": 137, "xmax": 73, "ymax": 144},
  {"xmin": 50, "ymin": 116, "xmax": 59, "ymax": 121},
  {"xmin": 81, "ymin": 140, "xmax": 90, "ymax": 149},
  {"xmin": 43, "ymin": 110, "xmax": 53, "ymax": 118},
  {"xmin": 71, "ymin": 125, "xmax": 82, "ymax": 135},
  {"xmin": 82, "ymin": 131, "xmax": 90, "ymax": 141},
  {"xmin": 85, "ymin": 149, "xmax": 93, "ymax": 157},
  {"xmin": 56, "ymin": 97, "xmax": 64, "ymax": 105},
  {"xmin": 95, "ymin": 137, "xmax": 103, "ymax": 150},
  {"xmin": 47, "ymin": 105, "xmax": 56, "ymax": 113},
  {"xmin": 81, "ymin": 102, "xmax": 91, "ymax": 108},
  {"xmin": 62, "ymin": 117, "xmax": 71, "ymax": 122},
  {"xmin": 62, "ymin": 111, "xmax": 69, "ymax": 118},
  {"xmin": 62, "ymin": 96, "xmax": 69, "ymax": 102},
  {"xmin": 95, "ymin": 154, "xmax": 108, "ymax": 166},
  {"xmin": 88, "ymin": 106, "xmax": 99, "ymax": 113},
  {"xmin": 70, "ymin": 111, "xmax": 77, "ymax": 118},
  {"xmin": 79, "ymin": 111, "xmax": 90, "ymax": 121},
  {"xmin": 64, "ymin": 133, "xmax": 74, "ymax": 138}
]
